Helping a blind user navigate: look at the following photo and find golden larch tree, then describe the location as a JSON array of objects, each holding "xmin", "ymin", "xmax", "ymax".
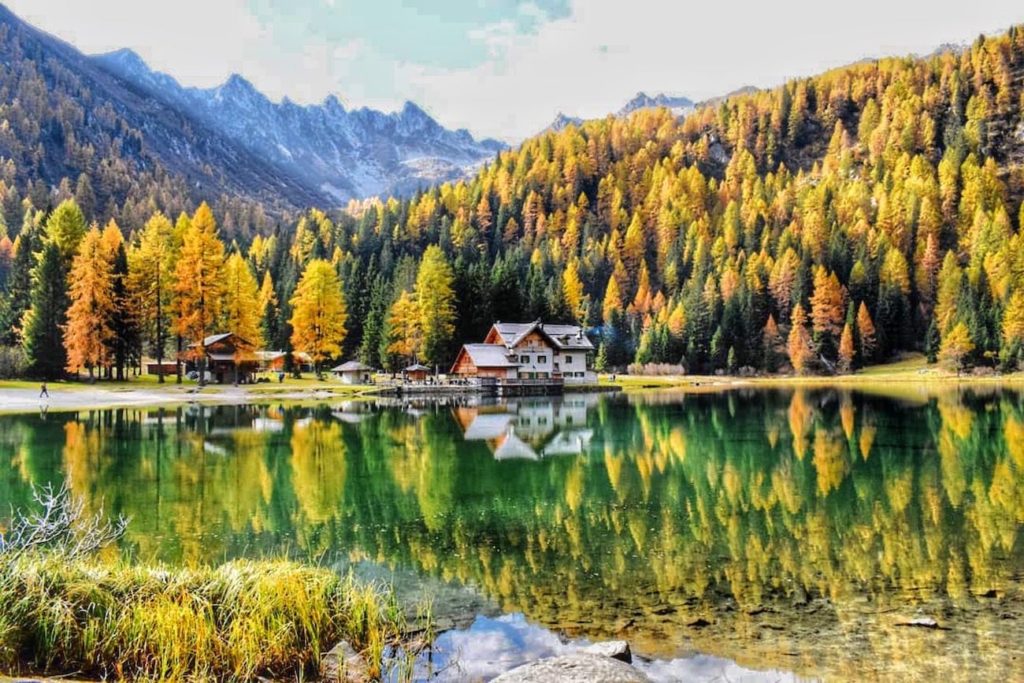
[
  {"xmin": 222, "ymin": 252, "xmax": 263, "ymax": 349},
  {"xmin": 939, "ymin": 322, "xmax": 975, "ymax": 375},
  {"xmin": 173, "ymin": 203, "xmax": 225, "ymax": 381},
  {"xmin": 289, "ymin": 259, "xmax": 348, "ymax": 375},
  {"xmin": 127, "ymin": 212, "xmax": 177, "ymax": 382},
  {"xmin": 1001, "ymin": 289, "xmax": 1024, "ymax": 346},
  {"xmin": 837, "ymin": 322, "xmax": 855, "ymax": 373},
  {"xmin": 387, "ymin": 290, "xmax": 422, "ymax": 363},
  {"xmin": 415, "ymin": 245, "xmax": 456, "ymax": 366},
  {"xmin": 64, "ymin": 227, "xmax": 115, "ymax": 377},
  {"xmin": 787, "ymin": 303, "xmax": 815, "ymax": 375},
  {"xmin": 563, "ymin": 258, "xmax": 586, "ymax": 323},
  {"xmin": 856, "ymin": 302, "xmax": 877, "ymax": 362},
  {"xmin": 602, "ymin": 275, "xmax": 623, "ymax": 324},
  {"xmin": 809, "ymin": 267, "xmax": 847, "ymax": 353}
]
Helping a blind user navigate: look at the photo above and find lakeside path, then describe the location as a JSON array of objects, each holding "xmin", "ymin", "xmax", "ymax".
[
  {"xmin": 1, "ymin": 355, "xmax": 1023, "ymax": 414},
  {"xmin": 0, "ymin": 378, "xmax": 376, "ymax": 415}
]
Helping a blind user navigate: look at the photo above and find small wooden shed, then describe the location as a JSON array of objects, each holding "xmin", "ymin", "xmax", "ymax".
[{"xmin": 331, "ymin": 361, "xmax": 374, "ymax": 385}]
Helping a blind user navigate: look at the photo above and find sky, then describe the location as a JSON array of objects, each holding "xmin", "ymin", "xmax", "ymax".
[{"xmin": 6, "ymin": 0, "xmax": 1024, "ymax": 142}]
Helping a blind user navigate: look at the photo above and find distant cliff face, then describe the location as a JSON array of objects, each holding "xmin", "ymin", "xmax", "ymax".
[
  {"xmin": 616, "ymin": 92, "xmax": 695, "ymax": 117},
  {"xmin": 91, "ymin": 49, "xmax": 506, "ymax": 203}
]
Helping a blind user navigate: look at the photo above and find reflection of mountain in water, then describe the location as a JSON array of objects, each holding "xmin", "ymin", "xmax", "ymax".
[{"xmin": 455, "ymin": 396, "xmax": 598, "ymax": 460}]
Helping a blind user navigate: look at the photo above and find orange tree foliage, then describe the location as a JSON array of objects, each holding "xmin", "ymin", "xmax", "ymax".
[
  {"xmin": 63, "ymin": 227, "xmax": 115, "ymax": 375},
  {"xmin": 787, "ymin": 304, "xmax": 815, "ymax": 375},
  {"xmin": 172, "ymin": 203, "xmax": 225, "ymax": 361}
]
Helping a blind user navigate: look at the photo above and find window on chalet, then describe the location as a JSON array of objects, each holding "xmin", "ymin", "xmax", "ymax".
[
  {"xmin": 538, "ymin": 356, "xmax": 547, "ymax": 364},
  {"xmin": 564, "ymin": 356, "xmax": 573, "ymax": 364},
  {"xmin": 520, "ymin": 355, "xmax": 530, "ymax": 364}
]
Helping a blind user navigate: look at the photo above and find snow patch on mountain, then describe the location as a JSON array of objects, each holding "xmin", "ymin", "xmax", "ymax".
[{"xmin": 91, "ymin": 49, "xmax": 506, "ymax": 203}]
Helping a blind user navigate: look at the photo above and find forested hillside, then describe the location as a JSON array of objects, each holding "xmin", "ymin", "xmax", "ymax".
[
  {"xmin": 317, "ymin": 26, "xmax": 1024, "ymax": 374},
  {"xmin": 2, "ymin": 24, "xmax": 1024, "ymax": 378}
]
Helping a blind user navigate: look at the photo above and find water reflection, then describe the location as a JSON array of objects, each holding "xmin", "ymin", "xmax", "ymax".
[
  {"xmin": 456, "ymin": 395, "xmax": 597, "ymax": 460},
  {"xmin": 0, "ymin": 387, "xmax": 1022, "ymax": 680},
  {"xmin": 424, "ymin": 614, "xmax": 803, "ymax": 683}
]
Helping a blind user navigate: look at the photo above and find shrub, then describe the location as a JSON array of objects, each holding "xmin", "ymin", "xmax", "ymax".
[
  {"xmin": 626, "ymin": 362, "xmax": 686, "ymax": 376},
  {"xmin": 0, "ymin": 345, "xmax": 27, "ymax": 379}
]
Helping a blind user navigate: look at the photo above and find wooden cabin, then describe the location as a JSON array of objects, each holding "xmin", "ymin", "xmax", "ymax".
[
  {"xmin": 450, "ymin": 344, "xmax": 520, "ymax": 379},
  {"xmin": 185, "ymin": 333, "xmax": 259, "ymax": 384},
  {"xmin": 404, "ymin": 363, "xmax": 432, "ymax": 382}
]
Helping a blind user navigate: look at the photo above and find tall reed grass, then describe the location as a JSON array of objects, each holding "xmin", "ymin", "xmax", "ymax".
[{"xmin": 0, "ymin": 553, "xmax": 420, "ymax": 681}]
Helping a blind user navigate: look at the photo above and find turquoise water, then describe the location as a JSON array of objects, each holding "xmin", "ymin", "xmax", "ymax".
[{"xmin": 1, "ymin": 388, "xmax": 1022, "ymax": 680}]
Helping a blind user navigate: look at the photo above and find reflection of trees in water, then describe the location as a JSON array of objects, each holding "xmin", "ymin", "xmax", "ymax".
[{"xmin": 0, "ymin": 391, "xmax": 1023, "ymax": 677}]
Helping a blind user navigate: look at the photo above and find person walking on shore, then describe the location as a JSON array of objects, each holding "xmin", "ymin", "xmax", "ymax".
[{"xmin": 40, "ymin": 382, "xmax": 49, "ymax": 399}]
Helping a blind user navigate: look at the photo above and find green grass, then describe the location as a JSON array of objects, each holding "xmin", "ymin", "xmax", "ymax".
[
  {"xmin": 600, "ymin": 354, "xmax": 1024, "ymax": 394},
  {"xmin": 0, "ymin": 553, "xmax": 421, "ymax": 682}
]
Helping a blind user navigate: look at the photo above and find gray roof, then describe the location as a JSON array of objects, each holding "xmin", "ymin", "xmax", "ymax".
[
  {"xmin": 405, "ymin": 363, "xmax": 432, "ymax": 372},
  {"xmin": 492, "ymin": 322, "xmax": 536, "ymax": 345},
  {"xmin": 492, "ymin": 321, "xmax": 594, "ymax": 351},
  {"xmin": 203, "ymin": 332, "xmax": 235, "ymax": 346},
  {"xmin": 188, "ymin": 332, "xmax": 236, "ymax": 348},
  {"xmin": 331, "ymin": 361, "xmax": 373, "ymax": 373},
  {"xmin": 541, "ymin": 324, "xmax": 595, "ymax": 351},
  {"xmin": 462, "ymin": 343, "xmax": 519, "ymax": 368}
]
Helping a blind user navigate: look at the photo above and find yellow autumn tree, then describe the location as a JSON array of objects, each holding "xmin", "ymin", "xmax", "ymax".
[
  {"xmin": 222, "ymin": 252, "xmax": 263, "ymax": 349},
  {"xmin": 787, "ymin": 303, "xmax": 815, "ymax": 375},
  {"xmin": 387, "ymin": 290, "xmax": 422, "ymax": 363},
  {"xmin": 809, "ymin": 267, "xmax": 846, "ymax": 356},
  {"xmin": 173, "ymin": 203, "xmax": 225, "ymax": 381},
  {"xmin": 127, "ymin": 212, "xmax": 177, "ymax": 382},
  {"xmin": 563, "ymin": 258, "xmax": 586, "ymax": 322},
  {"xmin": 856, "ymin": 302, "xmax": 877, "ymax": 362},
  {"xmin": 64, "ymin": 227, "xmax": 115, "ymax": 378},
  {"xmin": 837, "ymin": 322, "xmax": 855, "ymax": 373},
  {"xmin": 289, "ymin": 259, "xmax": 347, "ymax": 375},
  {"xmin": 1002, "ymin": 289, "xmax": 1024, "ymax": 346},
  {"xmin": 602, "ymin": 275, "xmax": 623, "ymax": 323},
  {"xmin": 939, "ymin": 322, "xmax": 975, "ymax": 375},
  {"xmin": 415, "ymin": 245, "xmax": 456, "ymax": 366}
]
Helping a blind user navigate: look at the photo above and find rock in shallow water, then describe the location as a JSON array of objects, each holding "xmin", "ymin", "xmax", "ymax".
[
  {"xmin": 491, "ymin": 652, "xmax": 652, "ymax": 683},
  {"xmin": 582, "ymin": 639, "xmax": 632, "ymax": 663}
]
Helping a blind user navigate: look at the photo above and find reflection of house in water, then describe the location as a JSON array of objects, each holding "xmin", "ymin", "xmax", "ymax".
[
  {"xmin": 454, "ymin": 396, "xmax": 596, "ymax": 460},
  {"xmin": 331, "ymin": 401, "xmax": 374, "ymax": 424}
]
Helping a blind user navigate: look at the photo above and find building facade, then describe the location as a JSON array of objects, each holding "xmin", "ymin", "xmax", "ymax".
[{"xmin": 451, "ymin": 321, "xmax": 596, "ymax": 384}]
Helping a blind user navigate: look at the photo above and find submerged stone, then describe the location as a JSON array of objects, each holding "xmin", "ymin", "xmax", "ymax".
[
  {"xmin": 582, "ymin": 639, "xmax": 632, "ymax": 663},
  {"xmin": 491, "ymin": 652, "xmax": 651, "ymax": 683}
]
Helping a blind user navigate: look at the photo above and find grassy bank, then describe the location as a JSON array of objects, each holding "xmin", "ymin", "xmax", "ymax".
[
  {"xmin": 0, "ymin": 554, "xmax": 419, "ymax": 681},
  {"xmin": 601, "ymin": 354, "xmax": 1024, "ymax": 394}
]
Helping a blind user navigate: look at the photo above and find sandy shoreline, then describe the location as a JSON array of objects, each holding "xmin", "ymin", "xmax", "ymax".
[{"xmin": 0, "ymin": 385, "xmax": 363, "ymax": 414}]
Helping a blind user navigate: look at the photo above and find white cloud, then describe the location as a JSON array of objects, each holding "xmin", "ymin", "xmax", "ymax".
[
  {"xmin": 396, "ymin": 0, "xmax": 1024, "ymax": 141},
  {"xmin": 6, "ymin": 0, "xmax": 267, "ymax": 88},
  {"xmin": 6, "ymin": 0, "xmax": 1024, "ymax": 142},
  {"xmin": 467, "ymin": 20, "xmax": 520, "ymax": 58}
]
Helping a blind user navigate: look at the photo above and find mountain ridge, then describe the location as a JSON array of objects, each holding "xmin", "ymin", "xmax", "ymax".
[{"xmin": 89, "ymin": 47, "xmax": 506, "ymax": 203}]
